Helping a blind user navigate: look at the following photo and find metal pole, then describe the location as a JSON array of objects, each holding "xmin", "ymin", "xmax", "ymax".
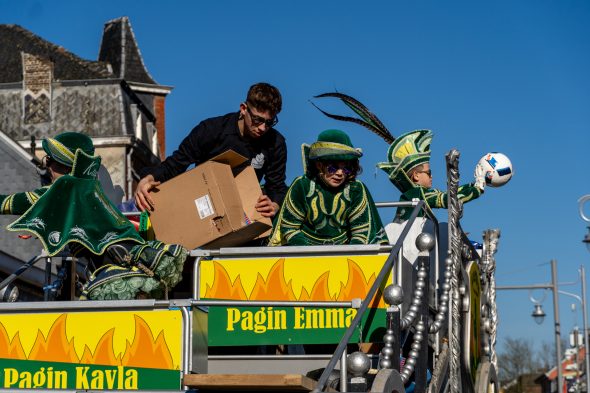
[
  {"xmin": 552, "ymin": 259, "xmax": 564, "ymax": 393},
  {"xmin": 574, "ymin": 326, "xmax": 580, "ymax": 392},
  {"xmin": 340, "ymin": 347, "xmax": 347, "ymax": 392},
  {"xmin": 580, "ymin": 265, "xmax": 590, "ymax": 393}
]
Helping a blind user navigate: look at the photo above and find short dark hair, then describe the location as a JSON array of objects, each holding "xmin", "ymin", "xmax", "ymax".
[
  {"xmin": 47, "ymin": 156, "xmax": 71, "ymax": 176},
  {"xmin": 310, "ymin": 159, "xmax": 362, "ymax": 182},
  {"xmin": 246, "ymin": 82, "xmax": 282, "ymax": 116}
]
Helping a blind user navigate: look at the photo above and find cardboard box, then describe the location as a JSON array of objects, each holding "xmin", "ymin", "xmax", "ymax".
[{"xmin": 149, "ymin": 150, "xmax": 272, "ymax": 249}]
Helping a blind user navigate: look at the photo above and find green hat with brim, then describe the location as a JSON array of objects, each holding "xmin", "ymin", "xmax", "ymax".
[
  {"xmin": 42, "ymin": 132, "xmax": 95, "ymax": 167},
  {"xmin": 302, "ymin": 129, "xmax": 362, "ymax": 174},
  {"xmin": 377, "ymin": 129, "xmax": 433, "ymax": 193},
  {"xmin": 308, "ymin": 129, "xmax": 363, "ymax": 161}
]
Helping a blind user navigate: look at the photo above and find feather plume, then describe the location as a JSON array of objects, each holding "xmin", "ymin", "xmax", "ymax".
[{"xmin": 313, "ymin": 92, "xmax": 395, "ymax": 144}]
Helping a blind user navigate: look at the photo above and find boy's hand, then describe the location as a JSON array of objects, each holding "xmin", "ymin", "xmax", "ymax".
[
  {"xmin": 134, "ymin": 175, "xmax": 161, "ymax": 211},
  {"xmin": 255, "ymin": 195, "xmax": 279, "ymax": 218},
  {"xmin": 474, "ymin": 163, "xmax": 487, "ymax": 191}
]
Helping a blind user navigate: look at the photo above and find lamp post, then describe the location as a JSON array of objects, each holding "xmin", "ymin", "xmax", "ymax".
[
  {"xmin": 558, "ymin": 267, "xmax": 589, "ymax": 393},
  {"xmin": 496, "ymin": 259, "xmax": 563, "ymax": 393},
  {"xmin": 580, "ymin": 195, "xmax": 590, "ymax": 392}
]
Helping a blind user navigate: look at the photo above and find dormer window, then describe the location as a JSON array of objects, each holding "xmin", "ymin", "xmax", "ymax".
[{"xmin": 21, "ymin": 53, "xmax": 52, "ymax": 124}]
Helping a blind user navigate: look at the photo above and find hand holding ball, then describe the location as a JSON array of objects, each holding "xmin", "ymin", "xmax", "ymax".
[{"xmin": 478, "ymin": 153, "xmax": 513, "ymax": 187}]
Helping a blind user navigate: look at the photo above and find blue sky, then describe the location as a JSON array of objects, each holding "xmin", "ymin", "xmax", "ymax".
[{"xmin": 2, "ymin": 0, "xmax": 590, "ymax": 355}]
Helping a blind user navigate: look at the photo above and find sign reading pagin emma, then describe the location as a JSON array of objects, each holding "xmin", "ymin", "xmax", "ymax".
[
  {"xmin": 0, "ymin": 310, "xmax": 182, "ymax": 390},
  {"xmin": 200, "ymin": 254, "xmax": 391, "ymax": 346}
]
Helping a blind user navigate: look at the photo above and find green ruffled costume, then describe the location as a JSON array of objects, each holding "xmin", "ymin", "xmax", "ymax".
[
  {"xmin": 2, "ymin": 148, "xmax": 187, "ymax": 300},
  {"xmin": 80, "ymin": 240, "xmax": 186, "ymax": 300}
]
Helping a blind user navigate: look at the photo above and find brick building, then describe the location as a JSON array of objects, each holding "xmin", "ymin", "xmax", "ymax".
[{"xmin": 0, "ymin": 17, "xmax": 169, "ymax": 297}]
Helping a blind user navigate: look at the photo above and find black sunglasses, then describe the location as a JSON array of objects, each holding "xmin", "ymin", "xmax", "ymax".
[
  {"xmin": 246, "ymin": 105, "xmax": 278, "ymax": 128},
  {"xmin": 325, "ymin": 163, "xmax": 353, "ymax": 176},
  {"xmin": 416, "ymin": 169, "xmax": 432, "ymax": 177}
]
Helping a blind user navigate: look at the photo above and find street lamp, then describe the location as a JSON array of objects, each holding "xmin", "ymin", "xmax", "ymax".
[
  {"xmin": 532, "ymin": 304, "xmax": 547, "ymax": 325},
  {"xmin": 497, "ymin": 259, "xmax": 563, "ymax": 393}
]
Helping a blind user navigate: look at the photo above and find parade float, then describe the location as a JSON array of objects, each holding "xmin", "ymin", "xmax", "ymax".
[{"xmin": 0, "ymin": 148, "xmax": 506, "ymax": 393}]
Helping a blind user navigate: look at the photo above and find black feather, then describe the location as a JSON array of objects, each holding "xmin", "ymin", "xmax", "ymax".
[
  {"xmin": 313, "ymin": 92, "xmax": 395, "ymax": 144},
  {"xmin": 310, "ymin": 101, "xmax": 392, "ymax": 143},
  {"xmin": 315, "ymin": 92, "xmax": 388, "ymax": 132}
]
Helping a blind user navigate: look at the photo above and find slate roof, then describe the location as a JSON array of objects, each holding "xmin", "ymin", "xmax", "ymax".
[
  {"xmin": 0, "ymin": 24, "xmax": 112, "ymax": 83},
  {"xmin": 0, "ymin": 17, "xmax": 157, "ymax": 85},
  {"xmin": 99, "ymin": 17, "xmax": 156, "ymax": 84}
]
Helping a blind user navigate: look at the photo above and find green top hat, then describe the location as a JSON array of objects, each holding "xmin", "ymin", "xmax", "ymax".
[{"xmin": 42, "ymin": 132, "xmax": 95, "ymax": 167}]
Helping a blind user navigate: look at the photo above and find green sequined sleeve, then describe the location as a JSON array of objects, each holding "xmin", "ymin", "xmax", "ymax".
[
  {"xmin": 396, "ymin": 183, "xmax": 483, "ymax": 221},
  {"xmin": 0, "ymin": 187, "xmax": 49, "ymax": 215},
  {"xmin": 348, "ymin": 182, "xmax": 388, "ymax": 245},
  {"xmin": 421, "ymin": 183, "xmax": 483, "ymax": 209},
  {"xmin": 268, "ymin": 176, "xmax": 309, "ymax": 246}
]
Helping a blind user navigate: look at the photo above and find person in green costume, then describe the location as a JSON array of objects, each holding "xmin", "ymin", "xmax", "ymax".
[
  {"xmin": 269, "ymin": 129, "xmax": 387, "ymax": 246},
  {"xmin": 0, "ymin": 132, "xmax": 187, "ymax": 300},
  {"xmin": 377, "ymin": 129, "xmax": 486, "ymax": 222}
]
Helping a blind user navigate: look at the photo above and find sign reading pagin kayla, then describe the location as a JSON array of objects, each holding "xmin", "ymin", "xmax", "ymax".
[
  {"xmin": 200, "ymin": 254, "xmax": 391, "ymax": 346},
  {"xmin": 0, "ymin": 310, "xmax": 182, "ymax": 390}
]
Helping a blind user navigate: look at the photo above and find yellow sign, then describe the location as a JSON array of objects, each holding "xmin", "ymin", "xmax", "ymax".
[
  {"xmin": 201, "ymin": 254, "xmax": 391, "ymax": 345},
  {"xmin": 0, "ymin": 310, "xmax": 183, "ymax": 390},
  {"xmin": 0, "ymin": 311, "xmax": 181, "ymax": 369},
  {"xmin": 201, "ymin": 255, "xmax": 390, "ymax": 306}
]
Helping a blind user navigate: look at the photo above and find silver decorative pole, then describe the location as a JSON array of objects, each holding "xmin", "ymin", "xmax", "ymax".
[
  {"xmin": 446, "ymin": 149, "xmax": 462, "ymax": 393},
  {"xmin": 482, "ymin": 229, "xmax": 500, "ymax": 368}
]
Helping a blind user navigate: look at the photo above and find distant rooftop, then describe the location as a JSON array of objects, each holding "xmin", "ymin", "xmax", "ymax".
[{"xmin": 0, "ymin": 16, "xmax": 156, "ymax": 85}]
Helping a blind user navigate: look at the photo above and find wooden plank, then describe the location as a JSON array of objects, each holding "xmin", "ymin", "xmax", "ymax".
[{"xmin": 183, "ymin": 373, "xmax": 333, "ymax": 391}]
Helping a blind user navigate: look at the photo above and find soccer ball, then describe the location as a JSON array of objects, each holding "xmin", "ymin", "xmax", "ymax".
[{"xmin": 478, "ymin": 152, "xmax": 513, "ymax": 187}]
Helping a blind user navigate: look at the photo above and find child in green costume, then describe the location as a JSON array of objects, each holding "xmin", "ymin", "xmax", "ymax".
[
  {"xmin": 0, "ymin": 132, "xmax": 187, "ymax": 300},
  {"xmin": 269, "ymin": 129, "xmax": 387, "ymax": 246},
  {"xmin": 377, "ymin": 129, "xmax": 486, "ymax": 223}
]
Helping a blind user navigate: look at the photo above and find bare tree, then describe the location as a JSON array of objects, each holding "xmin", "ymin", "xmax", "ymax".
[
  {"xmin": 497, "ymin": 336, "xmax": 542, "ymax": 383},
  {"xmin": 537, "ymin": 338, "xmax": 567, "ymax": 372},
  {"xmin": 538, "ymin": 340, "xmax": 554, "ymax": 371}
]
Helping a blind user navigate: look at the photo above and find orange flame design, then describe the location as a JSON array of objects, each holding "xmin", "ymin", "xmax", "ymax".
[
  {"xmin": 0, "ymin": 314, "xmax": 175, "ymax": 369},
  {"xmin": 299, "ymin": 271, "xmax": 335, "ymax": 301},
  {"xmin": 205, "ymin": 257, "xmax": 386, "ymax": 307},
  {"xmin": 0, "ymin": 323, "xmax": 26, "ymax": 359},
  {"xmin": 79, "ymin": 328, "xmax": 121, "ymax": 366},
  {"xmin": 249, "ymin": 258, "xmax": 297, "ymax": 300},
  {"xmin": 28, "ymin": 314, "xmax": 79, "ymax": 363},
  {"xmin": 204, "ymin": 261, "xmax": 248, "ymax": 299},
  {"xmin": 122, "ymin": 316, "xmax": 174, "ymax": 369},
  {"xmin": 337, "ymin": 259, "xmax": 385, "ymax": 308}
]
